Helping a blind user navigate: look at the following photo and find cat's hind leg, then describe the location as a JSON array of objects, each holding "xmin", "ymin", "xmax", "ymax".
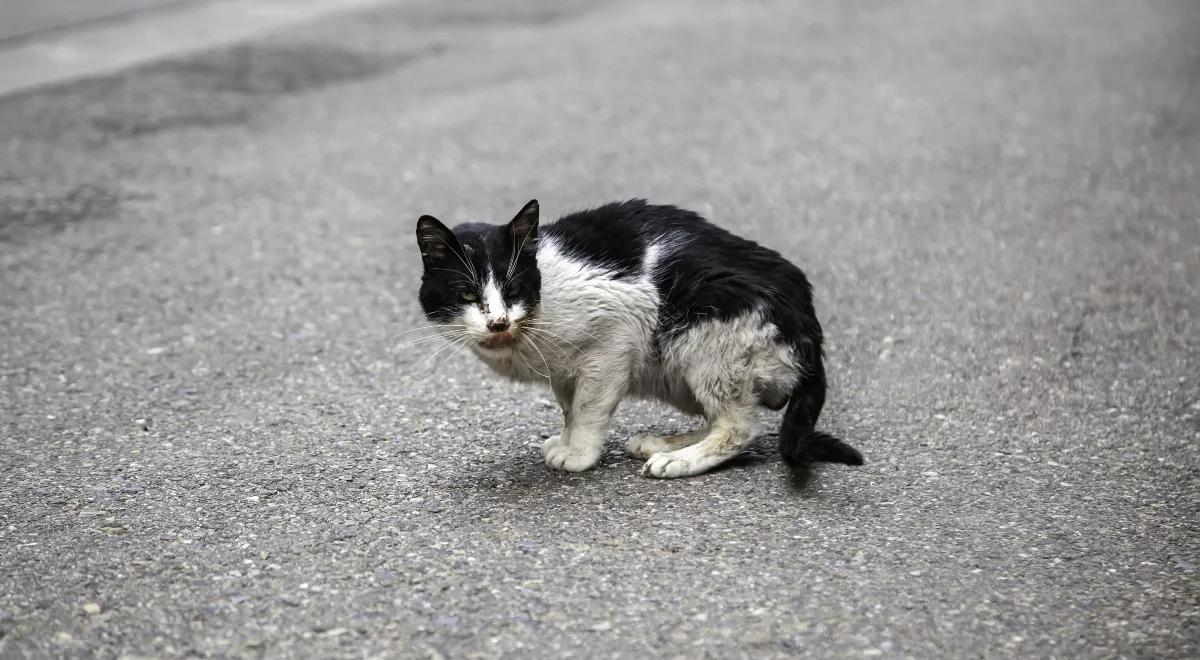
[
  {"xmin": 641, "ymin": 402, "xmax": 755, "ymax": 478},
  {"xmin": 626, "ymin": 428, "xmax": 707, "ymax": 460},
  {"xmin": 642, "ymin": 326, "xmax": 763, "ymax": 478}
]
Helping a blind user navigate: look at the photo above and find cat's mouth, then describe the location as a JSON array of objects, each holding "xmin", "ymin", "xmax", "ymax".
[{"xmin": 479, "ymin": 330, "xmax": 519, "ymax": 350}]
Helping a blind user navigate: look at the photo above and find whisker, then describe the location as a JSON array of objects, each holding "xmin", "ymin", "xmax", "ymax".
[
  {"xmin": 520, "ymin": 329, "xmax": 561, "ymax": 359},
  {"xmin": 395, "ymin": 334, "xmax": 452, "ymax": 349},
  {"xmin": 521, "ymin": 332, "xmax": 554, "ymax": 385},
  {"xmin": 391, "ymin": 324, "xmax": 467, "ymax": 340},
  {"xmin": 437, "ymin": 237, "xmax": 479, "ymax": 283},
  {"xmin": 427, "ymin": 267, "xmax": 476, "ymax": 284},
  {"xmin": 395, "ymin": 331, "xmax": 472, "ymax": 351},
  {"xmin": 522, "ymin": 326, "xmax": 582, "ymax": 356},
  {"xmin": 417, "ymin": 334, "xmax": 473, "ymax": 371},
  {"xmin": 518, "ymin": 353, "xmax": 550, "ymax": 380},
  {"xmin": 506, "ymin": 225, "xmax": 535, "ymax": 280},
  {"xmin": 523, "ymin": 320, "xmax": 602, "ymax": 344},
  {"xmin": 435, "ymin": 336, "xmax": 474, "ymax": 371},
  {"xmin": 394, "ymin": 335, "xmax": 466, "ymax": 351},
  {"xmin": 505, "ymin": 239, "xmax": 518, "ymax": 283},
  {"xmin": 392, "ymin": 327, "xmax": 469, "ymax": 342}
]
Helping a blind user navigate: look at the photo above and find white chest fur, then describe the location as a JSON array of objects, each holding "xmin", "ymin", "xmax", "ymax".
[{"xmin": 472, "ymin": 238, "xmax": 662, "ymax": 384}]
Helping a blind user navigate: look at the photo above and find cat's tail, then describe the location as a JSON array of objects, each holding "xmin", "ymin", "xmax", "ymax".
[
  {"xmin": 779, "ymin": 429, "xmax": 863, "ymax": 466},
  {"xmin": 778, "ymin": 363, "xmax": 864, "ymax": 466}
]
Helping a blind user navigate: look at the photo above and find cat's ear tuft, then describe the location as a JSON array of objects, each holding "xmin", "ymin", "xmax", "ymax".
[
  {"xmin": 416, "ymin": 215, "xmax": 458, "ymax": 264},
  {"xmin": 509, "ymin": 199, "xmax": 539, "ymax": 253}
]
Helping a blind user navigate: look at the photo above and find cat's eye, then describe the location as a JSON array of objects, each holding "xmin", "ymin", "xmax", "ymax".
[
  {"xmin": 503, "ymin": 283, "xmax": 521, "ymax": 298},
  {"xmin": 457, "ymin": 290, "xmax": 478, "ymax": 303}
]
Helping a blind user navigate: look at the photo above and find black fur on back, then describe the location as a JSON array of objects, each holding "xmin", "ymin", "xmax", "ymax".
[
  {"xmin": 545, "ymin": 199, "xmax": 862, "ymax": 466},
  {"xmin": 546, "ymin": 199, "xmax": 823, "ymax": 350},
  {"xmin": 544, "ymin": 201, "xmax": 650, "ymax": 279}
]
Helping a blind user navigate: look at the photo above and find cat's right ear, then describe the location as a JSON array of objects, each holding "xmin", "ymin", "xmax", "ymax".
[
  {"xmin": 508, "ymin": 199, "xmax": 539, "ymax": 254},
  {"xmin": 416, "ymin": 215, "xmax": 459, "ymax": 265}
]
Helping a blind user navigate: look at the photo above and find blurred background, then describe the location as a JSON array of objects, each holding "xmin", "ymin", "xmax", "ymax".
[
  {"xmin": 3, "ymin": 1, "xmax": 189, "ymax": 42},
  {"xmin": 1, "ymin": 0, "xmax": 1197, "ymax": 657}
]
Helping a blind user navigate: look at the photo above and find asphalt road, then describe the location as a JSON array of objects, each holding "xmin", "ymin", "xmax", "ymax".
[{"xmin": 2, "ymin": 0, "xmax": 1198, "ymax": 657}]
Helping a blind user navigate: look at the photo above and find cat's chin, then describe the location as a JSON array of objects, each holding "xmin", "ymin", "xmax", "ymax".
[{"xmin": 478, "ymin": 331, "xmax": 519, "ymax": 351}]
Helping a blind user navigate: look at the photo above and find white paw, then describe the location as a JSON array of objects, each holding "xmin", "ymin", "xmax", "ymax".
[
  {"xmin": 641, "ymin": 452, "xmax": 695, "ymax": 479},
  {"xmin": 642, "ymin": 443, "xmax": 732, "ymax": 479},
  {"xmin": 541, "ymin": 435, "xmax": 601, "ymax": 472}
]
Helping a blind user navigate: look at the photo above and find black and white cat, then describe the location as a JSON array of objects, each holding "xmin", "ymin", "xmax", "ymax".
[{"xmin": 415, "ymin": 199, "xmax": 862, "ymax": 478}]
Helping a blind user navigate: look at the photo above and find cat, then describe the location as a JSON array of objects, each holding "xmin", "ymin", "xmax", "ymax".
[{"xmin": 414, "ymin": 198, "xmax": 863, "ymax": 478}]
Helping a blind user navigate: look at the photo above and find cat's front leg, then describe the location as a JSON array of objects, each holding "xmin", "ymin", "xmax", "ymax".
[
  {"xmin": 541, "ymin": 371, "xmax": 624, "ymax": 472},
  {"xmin": 550, "ymin": 378, "xmax": 575, "ymax": 420},
  {"xmin": 539, "ymin": 378, "xmax": 575, "ymax": 464}
]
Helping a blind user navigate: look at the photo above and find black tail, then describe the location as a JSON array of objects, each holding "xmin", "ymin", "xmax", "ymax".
[{"xmin": 778, "ymin": 359, "xmax": 863, "ymax": 466}]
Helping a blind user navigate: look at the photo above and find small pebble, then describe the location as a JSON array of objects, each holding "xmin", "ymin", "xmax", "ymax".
[{"xmin": 82, "ymin": 603, "xmax": 101, "ymax": 615}]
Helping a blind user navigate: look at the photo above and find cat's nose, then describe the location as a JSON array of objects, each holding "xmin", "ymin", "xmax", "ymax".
[{"xmin": 487, "ymin": 318, "xmax": 510, "ymax": 332}]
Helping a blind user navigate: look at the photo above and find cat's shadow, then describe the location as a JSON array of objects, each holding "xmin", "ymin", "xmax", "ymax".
[
  {"xmin": 713, "ymin": 435, "xmax": 821, "ymax": 495},
  {"xmin": 463, "ymin": 432, "xmax": 823, "ymax": 499},
  {"xmin": 781, "ymin": 459, "xmax": 819, "ymax": 493}
]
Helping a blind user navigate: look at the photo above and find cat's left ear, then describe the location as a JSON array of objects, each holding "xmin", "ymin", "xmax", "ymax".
[{"xmin": 508, "ymin": 199, "xmax": 539, "ymax": 254}]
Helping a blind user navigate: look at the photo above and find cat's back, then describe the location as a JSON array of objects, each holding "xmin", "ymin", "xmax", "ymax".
[
  {"xmin": 542, "ymin": 199, "xmax": 819, "ymax": 340},
  {"xmin": 544, "ymin": 199, "xmax": 757, "ymax": 266},
  {"xmin": 544, "ymin": 199, "xmax": 805, "ymax": 284},
  {"xmin": 540, "ymin": 199, "xmax": 667, "ymax": 279}
]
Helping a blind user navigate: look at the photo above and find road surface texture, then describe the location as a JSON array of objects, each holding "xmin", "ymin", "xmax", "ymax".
[{"xmin": 1, "ymin": 0, "xmax": 1198, "ymax": 657}]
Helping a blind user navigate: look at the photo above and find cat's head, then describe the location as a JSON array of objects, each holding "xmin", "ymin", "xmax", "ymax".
[{"xmin": 415, "ymin": 199, "xmax": 541, "ymax": 352}]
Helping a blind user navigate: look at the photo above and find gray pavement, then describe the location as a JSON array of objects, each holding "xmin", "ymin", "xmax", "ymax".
[{"xmin": 1, "ymin": 0, "xmax": 1198, "ymax": 657}]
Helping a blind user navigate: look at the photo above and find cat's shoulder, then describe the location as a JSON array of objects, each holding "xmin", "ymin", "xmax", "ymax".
[
  {"xmin": 546, "ymin": 199, "xmax": 706, "ymax": 239},
  {"xmin": 541, "ymin": 199, "xmax": 701, "ymax": 277}
]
